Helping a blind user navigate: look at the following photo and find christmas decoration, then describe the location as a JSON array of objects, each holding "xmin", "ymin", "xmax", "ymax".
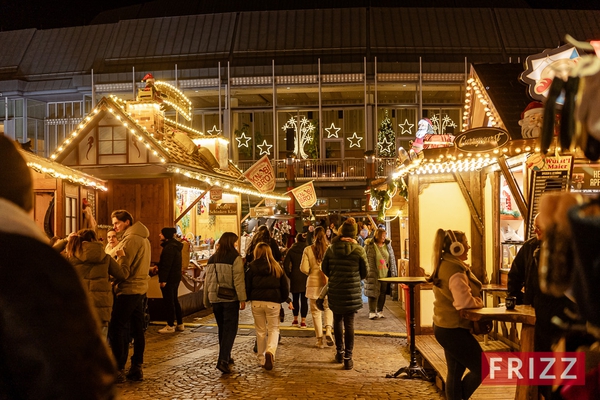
[
  {"xmin": 236, "ymin": 132, "xmax": 252, "ymax": 147},
  {"xmin": 281, "ymin": 117, "xmax": 316, "ymax": 159},
  {"xmin": 257, "ymin": 140, "xmax": 273, "ymax": 156},
  {"xmin": 207, "ymin": 125, "xmax": 222, "ymax": 135},
  {"xmin": 347, "ymin": 132, "xmax": 363, "ymax": 148},
  {"xmin": 429, "ymin": 114, "xmax": 457, "ymax": 135},
  {"xmin": 325, "ymin": 123, "xmax": 341, "ymax": 138},
  {"xmin": 399, "ymin": 119, "xmax": 414, "ymax": 135},
  {"xmin": 377, "ymin": 112, "xmax": 396, "ymax": 157},
  {"xmin": 370, "ymin": 181, "xmax": 398, "ymax": 222}
]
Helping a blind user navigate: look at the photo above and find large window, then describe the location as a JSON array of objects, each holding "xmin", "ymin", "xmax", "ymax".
[
  {"xmin": 98, "ymin": 126, "xmax": 127, "ymax": 155},
  {"xmin": 65, "ymin": 196, "xmax": 77, "ymax": 235}
]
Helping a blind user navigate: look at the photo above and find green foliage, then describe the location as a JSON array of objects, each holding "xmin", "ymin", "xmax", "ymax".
[{"xmin": 370, "ymin": 181, "xmax": 397, "ymax": 222}]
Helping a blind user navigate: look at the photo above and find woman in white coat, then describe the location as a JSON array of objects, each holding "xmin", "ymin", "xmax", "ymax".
[{"xmin": 300, "ymin": 226, "xmax": 334, "ymax": 348}]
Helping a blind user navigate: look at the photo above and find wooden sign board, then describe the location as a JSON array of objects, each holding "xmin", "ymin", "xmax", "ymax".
[
  {"xmin": 265, "ymin": 198, "xmax": 277, "ymax": 207},
  {"xmin": 209, "ymin": 203, "xmax": 237, "ymax": 215},
  {"xmin": 210, "ymin": 188, "xmax": 223, "ymax": 201},
  {"xmin": 250, "ymin": 206, "xmax": 274, "ymax": 218}
]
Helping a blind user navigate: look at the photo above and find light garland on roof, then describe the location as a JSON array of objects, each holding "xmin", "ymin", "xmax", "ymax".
[
  {"xmin": 50, "ymin": 96, "xmax": 168, "ymax": 163},
  {"xmin": 167, "ymin": 166, "xmax": 291, "ymax": 201},
  {"xmin": 164, "ymin": 117, "xmax": 205, "ymax": 137},
  {"xmin": 27, "ymin": 161, "xmax": 108, "ymax": 191},
  {"xmin": 154, "ymin": 81, "xmax": 193, "ymax": 121},
  {"xmin": 392, "ymin": 153, "xmax": 498, "ymax": 179},
  {"xmin": 463, "ymin": 77, "xmax": 503, "ymax": 131}
]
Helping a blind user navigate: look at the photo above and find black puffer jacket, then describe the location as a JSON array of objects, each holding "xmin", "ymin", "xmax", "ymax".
[
  {"xmin": 322, "ymin": 236, "xmax": 368, "ymax": 314},
  {"xmin": 246, "ymin": 257, "xmax": 290, "ymax": 304},
  {"xmin": 158, "ymin": 238, "xmax": 183, "ymax": 285},
  {"xmin": 283, "ymin": 241, "xmax": 308, "ymax": 293}
]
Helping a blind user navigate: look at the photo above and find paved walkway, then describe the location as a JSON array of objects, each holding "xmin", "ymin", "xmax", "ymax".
[{"xmin": 117, "ymin": 298, "xmax": 445, "ymax": 399}]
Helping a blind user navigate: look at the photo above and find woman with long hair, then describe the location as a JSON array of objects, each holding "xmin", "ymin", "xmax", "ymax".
[
  {"xmin": 283, "ymin": 233, "xmax": 309, "ymax": 327},
  {"xmin": 300, "ymin": 226, "xmax": 334, "ymax": 348},
  {"xmin": 245, "ymin": 225, "xmax": 282, "ymax": 264},
  {"xmin": 204, "ymin": 232, "xmax": 247, "ymax": 374},
  {"xmin": 428, "ymin": 228, "xmax": 484, "ymax": 400},
  {"xmin": 364, "ymin": 228, "xmax": 398, "ymax": 319},
  {"xmin": 246, "ymin": 243, "xmax": 290, "ymax": 370},
  {"xmin": 65, "ymin": 229, "xmax": 127, "ymax": 338}
]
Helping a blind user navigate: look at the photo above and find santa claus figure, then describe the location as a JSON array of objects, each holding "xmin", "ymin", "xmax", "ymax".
[
  {"xmin": 411, "ymin": 118, "xmax": 434, "ymax": 152},
  {"xmin": 519, "ymin": 101, "xmax": 544, "ymax": 139}
]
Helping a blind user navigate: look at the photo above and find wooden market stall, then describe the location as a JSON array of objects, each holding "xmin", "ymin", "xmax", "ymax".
[{"xmin": 50, "ymin": 87, "xmax": 290, "ymax": 319}]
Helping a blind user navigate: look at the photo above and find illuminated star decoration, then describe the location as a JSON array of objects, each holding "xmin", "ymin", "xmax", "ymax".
[
  {"xmin": 257, "ymin": 140, "xmax": 273, "ymax": 156},
  {"xmin": 398, "ymin": 119, "xmax": 414, "ymax": 135},
  {"xmin": 207, "ymin": 125, "xmax": 222, "ymax": 135},
  {"xmin": 236, "ymin": 132, "xmax": 251, "ymax": 148},
  {"xmin": 378, "ymin": 137, "xmax": 394, "ymax": 155},
  {"xmin": 347, "ymin": 132, "xmax": 363, "ymax": 148},
  {"xmin": 325, "ymin": 123, "xmax": 341, "ymax": 138}
]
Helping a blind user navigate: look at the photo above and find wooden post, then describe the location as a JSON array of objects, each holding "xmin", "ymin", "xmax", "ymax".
[{"xmin": 174, "ymin": 186, "xmax": 213, "ymax": 225}]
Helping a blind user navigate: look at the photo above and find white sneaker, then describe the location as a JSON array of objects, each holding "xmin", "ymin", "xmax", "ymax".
[
  {"xmin": 377, "ymin": 311, "xmax": 384, "ymax": 319},
  {"xmin": 316, "ymin": 337, "xmax": 324, "ymax": 348},
  {"xmin": 158, "ymin": 325, "xmax": 176, "ymax": 334},
  {"xmin": 176, "ymin": 324, "xmax": 185, "ymax": 332},
  {"xmin": 369, "ymin": 312, "xmax": 378, "ymax": 320}
]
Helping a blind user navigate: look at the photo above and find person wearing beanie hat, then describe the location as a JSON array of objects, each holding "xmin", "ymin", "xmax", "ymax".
[
  {"xmin": 157, "ymin": 227, "xmax": 184, "ymax": 334},
  {"xmin": 0, "ymin": 135, "xmax": 119, "ymax": 397},
  {"xmin": 321, "ymin": 217, "xmax": 368, "ymax": 370}
]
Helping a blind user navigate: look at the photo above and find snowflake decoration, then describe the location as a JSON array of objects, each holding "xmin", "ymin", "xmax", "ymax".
[
  {"xmin": 257, "ymin": 140, "xmax": 273, "ymax": 156},
  {"xmin": 325, "ymin": 123, "xmax": 341, "ymax": 138},
  {"xmin": 399, "ymin": 119, "xmax": 414, "ymax": 135},
  {"xmin": 281, "ymin": 117, "xmax": 316, "ymax": 159},
  {"xmin": 347, "ymin": 132, "xmax": 363, "ymax": 148},
  {"xmin": 236, "ymin": 132, "xmax": 251, "ymax": 148}
]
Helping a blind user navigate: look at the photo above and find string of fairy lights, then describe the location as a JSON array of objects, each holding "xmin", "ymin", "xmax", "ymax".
[
  {"xmin": 167, "ymin": 165, "xmax": 291, "ymax": 201},
  {"xmin": 462, "ymin": 77, "xmax": 503, "ymax": 131}
]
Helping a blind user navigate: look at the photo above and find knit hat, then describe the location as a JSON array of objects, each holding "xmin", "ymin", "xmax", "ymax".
[
  {"xmin": 0, "ymin": 135, "xmax": 33, "ymax": 212},
  {"xmin": 161, "ymin": 227, "xmax": 177, "ymax": 239},
  {"xmin": 339, "ymin": 218, "xmax": 358, "ymax": 238}
]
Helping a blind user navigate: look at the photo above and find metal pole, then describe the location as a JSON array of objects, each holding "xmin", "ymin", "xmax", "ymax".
[
  {"xmin": 318, "ymin": 58, "xmax": 322, "ymax": 160},
  {"xmin": 91, "ymin": 69, "xmax": 96, "ymax": 108},
  {"xmin": 218, "ymin": 61, "xmax": 222, "ymax": 132},
  {"xmin": 364, "ymin": 57, "xmax": 368, "ymax": 150},
  {"xmin": 419, "ymin": 57, "xmax": 422, "ymax": 120},
  {"xmin": 132, "ymin": 66, "xmax": 136, "ymax": 100},
  {"xmin": 272, "ymin": 60, "xmax": 277, "ymax": 158}
]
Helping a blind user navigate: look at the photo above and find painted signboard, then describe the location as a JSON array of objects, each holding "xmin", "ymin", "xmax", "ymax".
[
  {"xmin": 454, "ymin": 127, "xmax": 510, "ymax": 152},
  {"xmin": 209, "ymin": 203, "xmax": 237, "ymax": 215}
]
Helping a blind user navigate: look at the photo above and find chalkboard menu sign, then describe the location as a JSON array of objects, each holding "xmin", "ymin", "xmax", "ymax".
[{"xmin": 525, "ymin": 155, "xmax": 573, "ymax": 239}]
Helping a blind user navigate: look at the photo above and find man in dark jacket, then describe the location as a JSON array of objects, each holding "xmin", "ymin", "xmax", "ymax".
[
  {"xmin": 157, "ymin": 227, "xmax": 185, "ymax": 334},
  {"xmin": 322, "ymin": 218, "xmax": 368, "ymax": 370},
  {"xmin": 0, "ymin": 135, "xmax": 118, "ymax": 399}
]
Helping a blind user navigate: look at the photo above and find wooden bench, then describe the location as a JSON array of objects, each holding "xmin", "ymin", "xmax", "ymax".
[{"xmin": 416, "ymin": 335, "xmax": 517, "ymax": 399}]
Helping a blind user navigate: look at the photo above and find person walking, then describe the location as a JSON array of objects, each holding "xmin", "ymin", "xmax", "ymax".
[
  {"xmin": 245, "ymin": 225, "xmax": 282, "ymax": 264},
  {"xmin": 156, "ymin": 227, "xmax": 185, "ymax": 334},
  {"xmin": 246, "ymin": 243, "xmax": 290, "ymax": 370},
  {"xmin": 364, "ymin": 227, "xmax": 398, "ymax": 319},
  {"xmin": 0, "ymin": 135, "xmax": 118, "ymax": 399},
  {"xmin": 300, "ymin": 226, "xmax": 334, "ymax": 348},
  {"xmin": 65, "ymin": 229, "xmax": 128, "ymax": 338},
  {"xmin": 428, "ymin": 229, "xmax": 484, "ymax": 400},
  {"xmin": 283, "ymin": 233, "xmax": 309, "ymax": 328},
  {"xmin": 204, "ymin": 232, "xmax": 247, "ymax": 374},
  {"xmin": 108, "ymin": 209, "xmax": 151, "ymax": 383},
  {"xmin": 322, "ymin": 218, "xmax": 368, "ymax": 370}
]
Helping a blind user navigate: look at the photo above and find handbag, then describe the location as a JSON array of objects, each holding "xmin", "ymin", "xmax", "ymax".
[
  {"xmin": 214, "ymin": 264, "xmax": 236, "ymax": 300},
  {"xmin": 471, "ymin": 320, "xmax": 493, "ymax": 335}
]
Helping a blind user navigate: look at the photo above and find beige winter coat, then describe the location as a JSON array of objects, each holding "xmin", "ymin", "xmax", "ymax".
[
  {"xmin": 113, "ymin": 221, "xmax": 151, "ymax": 296},
  {"xmin": 300, "ymin": 246, "xmax": 328, "ymax": 299}
]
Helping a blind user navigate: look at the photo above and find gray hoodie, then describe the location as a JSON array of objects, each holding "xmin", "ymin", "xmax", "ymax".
[{"xmin": 114, "ymin": 221, "xmax": 151, "ymax": 296}]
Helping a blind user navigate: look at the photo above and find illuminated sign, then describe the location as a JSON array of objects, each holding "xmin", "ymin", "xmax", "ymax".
[{"xmin": 454, "ymin": 127, "xmax": 510, "ymax": 152}]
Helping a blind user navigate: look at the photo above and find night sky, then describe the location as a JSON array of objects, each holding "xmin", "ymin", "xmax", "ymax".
[{"xmin": 1, "ymin": 0, "xmax": 599, "ymax": 32}]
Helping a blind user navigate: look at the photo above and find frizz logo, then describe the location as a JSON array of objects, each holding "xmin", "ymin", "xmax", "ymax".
[{"xmin": 482, "ymin": 352, "xmax": 585, "ymax": 386}]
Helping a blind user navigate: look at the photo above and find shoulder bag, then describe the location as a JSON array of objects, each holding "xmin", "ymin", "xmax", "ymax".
[{"xmin": 214, "ymin": 264, "xmax": 236, "ymax": 300}]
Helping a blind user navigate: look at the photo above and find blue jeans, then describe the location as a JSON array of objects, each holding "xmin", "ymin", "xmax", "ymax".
[
  {"xmin": 108, "ymin": 294, "xmax": 146, "ymax": 370},
  {"xmin": 433, "ymin": 325, "xmax": 484, "ymax": 400},
  {"xmin": 212, "ymin": 301, "xmax": 240, "ymax": 363},
  {"xmin": 160, "ymin": 283, "xmax": 182, "ymax": 327},
  {"xmin": 333, "ymin": 311, "xmax": 355, "ymax": 358}
]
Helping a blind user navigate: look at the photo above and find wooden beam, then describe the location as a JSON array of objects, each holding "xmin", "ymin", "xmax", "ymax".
[
  {"xmin": 496, "ymin": 156, "xmax": 528, "ymax": 219},
  {"xmin": 174, "ymin": 186, "xmax": 213, "ymax": 225},
  {"xmin": 453, "ymin": 172, "xmax": 484, "ymax": 236}
]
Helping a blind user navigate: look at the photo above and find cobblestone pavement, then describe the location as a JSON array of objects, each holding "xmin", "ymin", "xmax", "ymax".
[{"xmin": 117, "ymin": 299, "xmax": 445, "ymax": 399}]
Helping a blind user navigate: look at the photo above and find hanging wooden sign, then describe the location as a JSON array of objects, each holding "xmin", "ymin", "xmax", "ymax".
[
  {"xmin": 210, "ymin": 188, "xmax": 223, "ymax": 201},
  {"xmin": 454, "ymin": 127, "xmax": 510, "ymax": 153},
  {"xmin": 209, "ymin": 203, "xmax": 237, "ymax": 215}
]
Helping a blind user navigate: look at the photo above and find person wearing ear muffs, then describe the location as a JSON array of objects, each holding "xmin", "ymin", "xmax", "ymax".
[{"xmin": 427, "ymin": 229, "xmax": 484, "ymax": 400}]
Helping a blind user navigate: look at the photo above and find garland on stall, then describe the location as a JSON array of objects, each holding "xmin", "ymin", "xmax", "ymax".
[{"xmin": 370, "ymin": 181, "xmax": 398, "ymax": 222}]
